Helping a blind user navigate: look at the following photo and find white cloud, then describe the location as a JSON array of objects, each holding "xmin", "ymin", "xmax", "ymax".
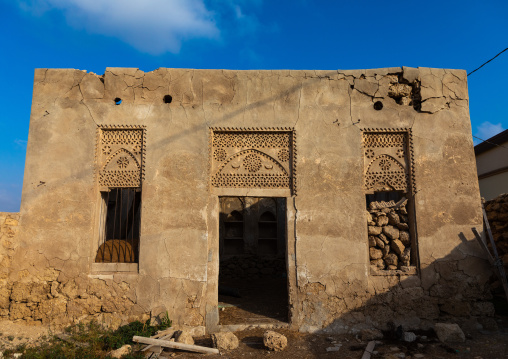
[
  {"xmin": 475, "ymin": 121, "xmax": 504, "ymax": 144},
  {"xmin": 14, "ymin": 139, "xmax": 27, "ymax": 148},
  {"xmin": 20, "ymin": 0, "xmax": 220, "ymax": 54}
]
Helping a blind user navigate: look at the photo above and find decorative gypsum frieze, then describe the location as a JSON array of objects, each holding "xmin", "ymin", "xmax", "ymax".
[
  {"xmin": 95, "ymin": 125, "xmax": 146, "ymax": 188},
  {"xmin": 361, "ymin": 127, "xmax": 416, "ymax": 194},
  {"xmin": 209, "ymin": 127, "xmax": 296, "ymax": 195}
]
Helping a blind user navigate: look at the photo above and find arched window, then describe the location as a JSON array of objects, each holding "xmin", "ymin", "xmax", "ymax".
[
  {"xmin": 258, "ymin": 208, "xmax": 278, "ymax": 257},
  {"xmin": 222, "ymin": 198, "xmax": 245, "ymax": 255}
]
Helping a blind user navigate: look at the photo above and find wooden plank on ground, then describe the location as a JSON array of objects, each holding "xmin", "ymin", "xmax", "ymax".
[
  {"xmin": 143, "ymin": 332, "xmax": 175, "ymax": 352},
  {"xmin": 152, "ymin": 328, "xmax": 176, "ymax": 339},
  {"xmin": 133, "ymin": 336, "xmax": 219, "ymax": 354},
  {"xmin": 361, "ymin": 341, "xmax": 376, "ymax": 359}
]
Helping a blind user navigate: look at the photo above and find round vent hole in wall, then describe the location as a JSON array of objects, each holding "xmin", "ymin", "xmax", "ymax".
[
  {"xmin": 163, "ymin": 95, "xmax": 172, "ymax": 104},
  {"xmin": 374, "ymin": 101, "xmax": 383, "ymax": 111},
  {"xmin": 114, "ymin": 98, "xmax": 122, "ymax": 105}
]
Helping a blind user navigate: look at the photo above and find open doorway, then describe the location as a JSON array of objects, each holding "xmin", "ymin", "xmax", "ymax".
[{"xmin": 218, "ymin": 197, "xmax": 288, "ymax": 325}]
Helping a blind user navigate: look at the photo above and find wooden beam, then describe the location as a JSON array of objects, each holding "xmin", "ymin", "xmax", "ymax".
[
  {"xmin": 482, "ymin": 205, "xmax": 508, "ymax": 302},
  {"xmin": 472, "ymin": 228, "xmax": 496, "ymax": 266},
  {"xmin": 473, "ymin": 224, "xmax": 508, "ymax": 303},
  {"xmin": 133, "ymin": 336, "xmax": 219, "ymax": 354},
  {"xmin": 361, "ymin": 341, "xmax": 376, "ymax": 359},
  {"xmin": 153, "ymin": 328, "xmax": 176, "ymax": 339},
  {"xmin": 483, "ymin": 207, "xmax": 501, "ymax": 259},
  {"xmin": 143, "ymin": 332, "xmax": 175, "ymax": 352}
]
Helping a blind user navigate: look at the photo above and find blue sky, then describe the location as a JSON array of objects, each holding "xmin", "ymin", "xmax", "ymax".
[{"xmin": 0, "ymin": 0, "xmax": 507, "ymax": 211}]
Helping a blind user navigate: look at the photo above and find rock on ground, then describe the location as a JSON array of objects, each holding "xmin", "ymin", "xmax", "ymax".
[
  {"xmin": 212, "ymin": 332, "xmax": 239, "ymax": 351},
  {"xmin": 263, "ymin": 330, "xmax": 287, "ymax": 351},
  {"xmin": 175, "ymin": 330, "xmax": 195, "ymax": 345},
  {"xmin": 434, "ymin": 323, "xmax": 465, "ymax": 343},
  {"xmin": 403, "ymin": 331, "xmax": 416, "ymax": 342},
  {"xmin": 108, "ymin": 344, "xmax": 131, "ymax": 358}
]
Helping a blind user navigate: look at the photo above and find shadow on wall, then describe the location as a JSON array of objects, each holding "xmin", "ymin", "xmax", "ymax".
[
  {"xmin": 15, "ymin": 67, "xmax": 486, "ymax": 334},
  {"xmin": 21, "ymin": 69, "xmax": 343, "ymax": 211},
  {"xmin": 150, "ymin": 69, "xmax": 341, "ymax": 150},
  {"xmin": 215, "ymin": 196, "xmax": 496, "ymax": 335},
  {"xmin": 307, "ymin": 231, "xmax": 496, "ymax": 336}
]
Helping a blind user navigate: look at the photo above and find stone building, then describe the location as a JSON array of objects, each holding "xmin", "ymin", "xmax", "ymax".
[
  {"xmin": 0, "ymin": 66, "xmax": 494, "ymax": 333},
  {"xmin": 474, "ymin": 129, "xmax": 508, "ymax": 200}
]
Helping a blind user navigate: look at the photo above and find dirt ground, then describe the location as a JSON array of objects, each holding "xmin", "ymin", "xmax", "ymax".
[
  {"xmin": 0, "ymin": 320, "xmax": 50, "ymax": 352},
  {"xmin": 213, "ymin": 274, "xmax": 508, "ymax": 358},
  {"xmin": 1, "ymin": 312, "xmax": 507, "ymax": 358},
  {"xmin": 169, "ymin": 323, "xmax": 508, "ymax": 359},
  {"xmin": 219, "ymin": 276, "xmax": 288, "ymax": 325}
]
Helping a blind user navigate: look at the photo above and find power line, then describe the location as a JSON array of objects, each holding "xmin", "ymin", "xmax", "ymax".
[
  {"xmin": 468, "ymin": 47, "xmax": 508, "ymax": 76},
  {"xmin": 473, "ymin": 135, "xmax": 508, "ymax": 150}
]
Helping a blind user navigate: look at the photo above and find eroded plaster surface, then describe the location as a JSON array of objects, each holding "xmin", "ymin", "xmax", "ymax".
[{"xmin": 4, "ymin": 67, "xmax": 492, "ymax": 332}]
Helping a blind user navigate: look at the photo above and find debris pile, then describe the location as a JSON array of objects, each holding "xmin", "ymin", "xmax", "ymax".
[{"xmin": 367, "ymin": 199, "xmax": 413, "ymax": 271}]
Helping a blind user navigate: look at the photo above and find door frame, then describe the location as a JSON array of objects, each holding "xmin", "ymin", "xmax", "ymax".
[{"xmin": 205, "ymin": 195, "xmax": 297, "ymax": 331}]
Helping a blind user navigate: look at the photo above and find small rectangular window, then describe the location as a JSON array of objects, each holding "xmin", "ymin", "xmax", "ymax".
[{"xmin": 95, "ymin": 188, "xmax": 141, "ymax": 263}]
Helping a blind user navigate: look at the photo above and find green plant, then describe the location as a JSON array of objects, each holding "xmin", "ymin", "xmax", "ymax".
[
  {"xmin": 8, "ymin": 335, "xmax": 14, "ymax": 341},
  {"xmin": 1, "ymin": 317, "xmax": 172, "ymax": 359},
  {"xmin": 159, "ymin": 311, "xmax": 172, "ymax": 329}
]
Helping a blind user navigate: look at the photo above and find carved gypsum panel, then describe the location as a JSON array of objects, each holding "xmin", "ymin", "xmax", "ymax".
[
  {"xmin": 362, "ymin": 129, "xmax": 414, "ymax": 193},
  {"xmin": 210, "ymin": 128, "xmax": 296, "ymax": 193},
  {"xmin": 96, "ymin": 126, "xmax": 145, "ymax": 188}
]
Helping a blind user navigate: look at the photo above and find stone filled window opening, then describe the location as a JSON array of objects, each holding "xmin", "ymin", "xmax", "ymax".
[
  {"xmin": 95, "ymin": 188, "xmax": 141, "ymax": 263},
  {"xmin": 366, "ymin": 191, "xmax": 416, "ymax": 272}
]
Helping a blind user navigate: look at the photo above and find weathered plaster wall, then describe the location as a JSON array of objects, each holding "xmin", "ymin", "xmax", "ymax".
[{"xmin": 9, "ymin": 67, "xmax": 492, "ymax": 332}]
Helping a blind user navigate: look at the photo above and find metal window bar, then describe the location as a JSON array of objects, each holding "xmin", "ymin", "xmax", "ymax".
[{"xmin": 95, "ymin": 188, "xmax": 141, "ymax": 263}]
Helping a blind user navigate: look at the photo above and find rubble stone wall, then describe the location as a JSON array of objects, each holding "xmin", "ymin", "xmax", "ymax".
[
  {"xmin": 1, "ymin": 212, "xmax": 147, "ymax": 329},
  {"xmin": 485, "ymin": 193, "xmax": 508, "ymax": 272},
  {"xmin": 10, "ymin": 66, "xmax": 490, "ymax": 333}
]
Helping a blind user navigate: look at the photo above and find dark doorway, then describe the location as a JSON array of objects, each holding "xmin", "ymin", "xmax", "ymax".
[{"xmin": 218, "ymin": 197, "xmax": 288, "ymax": 325}]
